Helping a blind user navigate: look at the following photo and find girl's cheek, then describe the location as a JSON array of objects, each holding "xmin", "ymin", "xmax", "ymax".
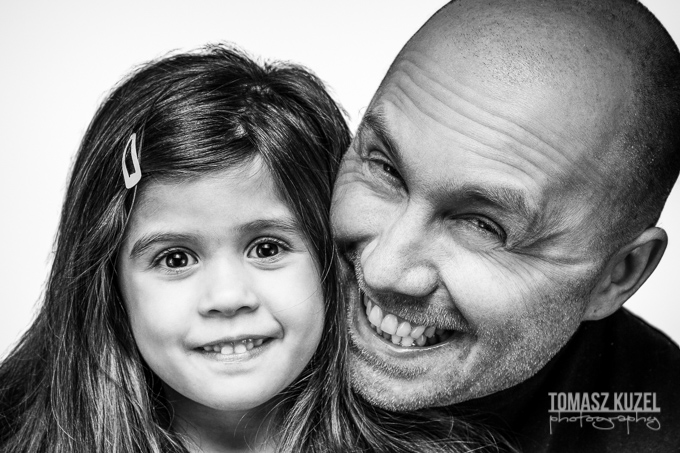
[
  {"xmin": 125, "ymin": 275, "xmax": 199, "ymax": 336},
  {"xmin": 256, "ymin": 257, "xmax": 324, "ymax": 329}
]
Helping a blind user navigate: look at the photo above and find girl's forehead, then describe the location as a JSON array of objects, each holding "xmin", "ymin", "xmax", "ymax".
[{"xmin": 126, "ymin": 158, "xmax": 298, "ymax": 240}]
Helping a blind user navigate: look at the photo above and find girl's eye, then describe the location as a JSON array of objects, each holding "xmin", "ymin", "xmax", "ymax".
[
  {"xmin": 246, "ymin": 238, "xmax": 290, "ymax": 261},
  {"xmin": 165, "ymin": 251, "xmax": 191, "ymax": 268},
  {"xmin": 255, "ymin": 242, "xmax": 279, "ymax": 258},
  {"xmin": 163, "ymin": 250, "xmax": 193, "ymax": 269},
  {"xmin": 153, "ymin": 249, "xmax": 198, "ymax": 273}
]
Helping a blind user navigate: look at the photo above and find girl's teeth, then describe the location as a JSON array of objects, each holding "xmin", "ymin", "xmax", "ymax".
[
  {"xmin": 204, "ymin": 339, "xmax": 267, "ymax": 355},
  {"xmin": 234, "ymin": 343, "xmax": 247, "ymax": 354},
  {"xmin": 363, "ymin": 295, "xmax": 449, "ymax": 348}
]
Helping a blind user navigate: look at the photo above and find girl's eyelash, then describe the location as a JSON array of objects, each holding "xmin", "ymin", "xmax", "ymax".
[
  {"xmin": 248, "ymin": 236, "xmax": 291, "ymax": 253},
  {"xmin": 246, "ymin": 236, "xmax": 294, "ymax": 263},
  {"xmin": 151, "ymin": 248, "xmax": 197, "ymax": 269}
]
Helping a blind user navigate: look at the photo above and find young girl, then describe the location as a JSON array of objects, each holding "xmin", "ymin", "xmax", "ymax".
[{"xmin": 0, "ymin": 45, "xmax": 511, "ymax": 453}]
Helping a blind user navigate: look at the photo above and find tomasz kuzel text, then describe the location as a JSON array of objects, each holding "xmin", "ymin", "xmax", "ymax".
[{"xmin": 548, "ymin": 392, "xmax": 660, "ymax": 434}]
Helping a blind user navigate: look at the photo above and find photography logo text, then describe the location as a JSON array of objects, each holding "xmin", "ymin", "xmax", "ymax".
[{"xmin": 548, "ymin": 392, "xmax": 660, "ymax": 434}]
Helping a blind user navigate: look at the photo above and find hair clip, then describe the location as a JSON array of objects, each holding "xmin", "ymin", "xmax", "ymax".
[{"xmin": 122, "ymin": 133, "xmax": 142, "ymax": 189}]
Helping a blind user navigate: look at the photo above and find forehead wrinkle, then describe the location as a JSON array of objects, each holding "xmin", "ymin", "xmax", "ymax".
[
  {"xmin": 372, "ymin": 88, "xmax": 603, "ymax": 257},
  {"xmin": 391, "ymin": 53, "xmax": 570, "ymax": 176},
  {"xmin": 380, "ymin": 83, "xmax": 544, "ymax": 197},
  {"xmin": 356, "ymin": 111, "xmax": 574, "ymax": 254},
  {"xmin": 390, "ymin": 51, "xmax": 608, "ymax": 189}
]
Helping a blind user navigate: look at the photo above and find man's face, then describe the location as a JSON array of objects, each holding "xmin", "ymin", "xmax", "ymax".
[{"xmin": 331, "ymin": 50, "xmax": 620, "ymax": 410}]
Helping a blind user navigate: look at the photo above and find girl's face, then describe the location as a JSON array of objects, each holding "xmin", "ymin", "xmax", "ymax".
[{"xmin": 117, "ymin": 156, "xmax": 325, "ymax": 414}]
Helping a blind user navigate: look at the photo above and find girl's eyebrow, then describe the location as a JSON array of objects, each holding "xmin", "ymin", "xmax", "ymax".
[
  {"xmin": 235, "ymin": 218, "xmax": 301, "ymax": 236},
  {"xmin": 128, "ymin": 218, "xmax": 302, "ymax": 259},
  {"xmin": 129, "ymin": 233, "xmax": 196, "ymax": 259}
]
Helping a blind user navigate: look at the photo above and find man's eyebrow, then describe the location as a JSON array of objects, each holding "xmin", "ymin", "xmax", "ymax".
[
  {"xmin": 361, "ymin": 111, "xmax": 536, "ymax": 221},
  {"xmin": 359, "ymin": 110, "xmax": 406, "ymax": 170},
  {"xmin": 129, "ymin": 233, "xmax": 196, "ymax": 259},
  {"xmin": 458, "ymin": 184, "xmax": 536, "ymax": 222}
]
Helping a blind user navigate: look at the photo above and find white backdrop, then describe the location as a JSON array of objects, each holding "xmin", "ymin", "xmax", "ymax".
[{"xmin": 1, "ymin": 0, "xmax": 679, "ymax": 358}]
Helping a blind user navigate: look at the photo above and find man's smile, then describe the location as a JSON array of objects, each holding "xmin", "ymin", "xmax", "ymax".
[
  {"xmin": 363, "ymin": 292, "xmax": 457, "ymax": 347},
  {"xmin": 346, "ymin": 272, "xmax": 478, "ymax": 368}
]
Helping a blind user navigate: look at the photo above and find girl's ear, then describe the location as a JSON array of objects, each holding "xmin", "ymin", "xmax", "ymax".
[{"xmin": 584, "ymin": 227, "xmax": 667, "ymax": 321}]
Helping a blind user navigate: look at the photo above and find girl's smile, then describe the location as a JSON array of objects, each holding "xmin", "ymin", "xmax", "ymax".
[{"xmin": 116, "ymin": 156, "xmax": 325, "ymax": 414}]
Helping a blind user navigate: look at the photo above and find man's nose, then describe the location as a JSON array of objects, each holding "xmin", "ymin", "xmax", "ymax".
[
  {"xmin": 361, "ymin": 205, "xmax": 438, "ymax": 298},
  {"xmin": 199, "ymin": 259, "xmax": 259, "ymax": 317}
]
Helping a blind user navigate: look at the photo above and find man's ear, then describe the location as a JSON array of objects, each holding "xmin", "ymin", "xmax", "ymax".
[{"xmin": 584, "ymin": 227, "xmax": 667, "ymax": 321}]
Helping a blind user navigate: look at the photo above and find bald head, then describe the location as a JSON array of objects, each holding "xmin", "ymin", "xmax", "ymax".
[{"xmin": 387, "ymin": 0, "xmax": 680, "ymax": 249}]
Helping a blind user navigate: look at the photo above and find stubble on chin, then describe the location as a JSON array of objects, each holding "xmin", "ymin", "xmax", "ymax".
[{"xmin": 347, "ymin": 290, "xmax": 591, "ymax": 411}]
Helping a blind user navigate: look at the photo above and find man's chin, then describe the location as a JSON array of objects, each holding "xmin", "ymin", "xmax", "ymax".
[{"xmin": 348, "ymin": 349, "xmax": 465, "ymax": 411}]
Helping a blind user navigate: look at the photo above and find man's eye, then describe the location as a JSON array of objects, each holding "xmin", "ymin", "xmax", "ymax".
[
  {"xmin": 366, "ymin": 153, "xmax": 402, "ymax": 183},
  {"xmin": 468, "ymin": 218, "xmax": 506, "ymax": 240},
  {"xmin": 380, "ymin": 162, "xmax": 399, "ymax": 178}
]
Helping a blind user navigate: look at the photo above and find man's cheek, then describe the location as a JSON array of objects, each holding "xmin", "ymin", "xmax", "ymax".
[
  {"xmin": 441, "ymin": 254, "xmax": 538, "ymax": 317},
  {"xmin": 332, "ymin": 189, "xmax": 394, "ymax": 247},
  {"xmin": 331, "ymin": 148, "xmax": 364, "ymax": 195}
]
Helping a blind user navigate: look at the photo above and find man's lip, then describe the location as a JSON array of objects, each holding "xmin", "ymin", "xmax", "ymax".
[{"xmin": 353, "ymin": 291, "xmax": 463, "ymax": 356}]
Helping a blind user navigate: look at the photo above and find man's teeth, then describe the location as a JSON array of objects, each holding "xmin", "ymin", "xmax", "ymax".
[
  {"xmin": 202, "ymin": 338, "xmax": 265, "ymax": 355},
  {"xmin": 364, "ymin": 297, "xmax": 450, "ymax": 347}
]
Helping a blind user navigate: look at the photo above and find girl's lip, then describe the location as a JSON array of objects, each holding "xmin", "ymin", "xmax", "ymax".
[
  {"xmin": 195, "ymin": 337, "xmax": 275, "ymax": 362},
  {"xmin": 197, "ymin": 334, "xmax": 273, "ymax": 348}
]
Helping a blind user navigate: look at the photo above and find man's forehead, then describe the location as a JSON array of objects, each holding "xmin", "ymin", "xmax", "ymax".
[
  {"xmin": 355, "ymin": 88, "xmax": 616, "ymax": 250},
  {"xmin": 361, "ymin": 77, "xmax": 609, "ymax": 192}
]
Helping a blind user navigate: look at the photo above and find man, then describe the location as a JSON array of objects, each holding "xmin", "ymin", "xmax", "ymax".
[{"xmin": 331, "ymin": 0, "xmax": 680, "ymax": 450}]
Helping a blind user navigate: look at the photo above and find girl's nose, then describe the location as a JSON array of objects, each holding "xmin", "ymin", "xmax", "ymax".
[{"xmin": 198, "ymin": 260, "xmax": 259, "ymax": 317}]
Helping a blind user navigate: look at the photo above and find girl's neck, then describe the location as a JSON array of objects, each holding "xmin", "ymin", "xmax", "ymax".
[{"xmin": 166, "ymin": 386, "xmax": 281, "ymax": 453}]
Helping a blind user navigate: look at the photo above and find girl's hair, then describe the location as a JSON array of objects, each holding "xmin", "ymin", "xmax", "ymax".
[{"xmin": 0, "ymin": 45, "xmax": 511, "ymax": 453}]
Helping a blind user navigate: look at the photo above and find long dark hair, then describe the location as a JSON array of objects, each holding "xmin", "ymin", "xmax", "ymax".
[{"xmin": 0, "ymin": 45, "xmax": 510, "ymax": 453}]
